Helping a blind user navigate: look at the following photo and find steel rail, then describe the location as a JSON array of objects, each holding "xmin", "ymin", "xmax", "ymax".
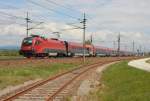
[
  {"xmin": 2, "ymin": 60, "xmax": 109, "ymax": 101},
  {"xmin": 1, "ymin": 57, "xmax": 137, "ymax": 101}
]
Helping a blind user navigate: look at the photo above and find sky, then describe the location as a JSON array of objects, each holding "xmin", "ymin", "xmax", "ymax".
[{"xmin": 0, "ymin": 0, "xmax": 150, "ymax": 52}]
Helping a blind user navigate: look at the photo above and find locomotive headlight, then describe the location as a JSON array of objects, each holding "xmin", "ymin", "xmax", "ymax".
[
  {"xmin": 31, "ymin": 47, "xmax": 34, "ymax": 51},
  {"xmin": 31, "ymin": 48, "xmax": 35, "ymax": 52}
]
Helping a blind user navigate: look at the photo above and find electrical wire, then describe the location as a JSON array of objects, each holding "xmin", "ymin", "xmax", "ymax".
[
  {"xmin": 0, "ymin": 11, "xmax": 25, "ymax": 20},
  {"xmin": 27, "ymin": 0, "xmax": 79, "ymax": 20},
  {"xmin": 45, "ymin": 0, "xmax": 83, "ymax": 15}
]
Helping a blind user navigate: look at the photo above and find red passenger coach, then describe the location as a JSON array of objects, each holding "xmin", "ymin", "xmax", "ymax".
[
  {"xmin": 95, "ymin": 46, "xmax": 110, "ymax": 56},
  {"xmin": 67, "ymin": 42, "xmax": 95, "ymax": 56},
  {"xmin": 67, "ymin": 42, "xmax": 86, "ymax": 56},
  {"xmin": 85, "ymin": 44, "xmax": 95, "ymax": 56}
]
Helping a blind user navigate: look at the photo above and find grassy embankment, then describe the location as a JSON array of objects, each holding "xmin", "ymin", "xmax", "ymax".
[
  {"xmin": 87, "ymin": 61, "xmax": 150, "ymax": 101},
  {"xmin": 0, "ymin": 63, "xmax": 78, "ymax": 89},
  {"xmin": 0, "ymin": 58, "xmax": 97, "ymax": 90},
  {"xmin": 0, "ymin": 50, "xmax": 22, "ymax": 59},
  {"xmin": 146, "ymin": 59, "xmax": 150, "ymax": 63}
]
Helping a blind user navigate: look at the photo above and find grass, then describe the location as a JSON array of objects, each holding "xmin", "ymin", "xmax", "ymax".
[
  {"xmin": 146, "ymin": 60, "xmax": 150, "ymax": 63},
  {"xmin": 0, "ymin": 50, "xmax": 22, "ymax": 59},
  {"xmin": 0, "ymin": 62, "xmax": 82, "ymax": 90},
  {"xmin": 0, "ymin": 50, "xmax": 20, "ymax": 56},
  {"xmin": 0, "ymin": 57, "xmax": 111, "ymax": 90},
  {"xmin": 0, "ymin": 57, "xmax": 100, "ymax": 90},
  {"xmin": 87, "ymin": 61, "xmax": 150, "ymax": 101},
  {"xmin": 0, "ymin": 56, "xmax": 23, "ymax": 59}
]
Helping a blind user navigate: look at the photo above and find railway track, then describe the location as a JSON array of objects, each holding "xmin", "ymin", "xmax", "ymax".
[
  {"xmin": 0, "ymin": 57, "xmax": 137, "ymax": 101},
  {"xmin": 0, "ymin": 57, "xmax": 71, "ymax": 61},
  {"xmin": 0, "ymin": 57, "xmax": 83, "ymax": 68}
]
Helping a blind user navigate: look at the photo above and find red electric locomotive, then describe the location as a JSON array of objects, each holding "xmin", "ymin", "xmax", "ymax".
[{"xmin": 20, "ymin": 35, "xmax": 67, "ymax": 57}]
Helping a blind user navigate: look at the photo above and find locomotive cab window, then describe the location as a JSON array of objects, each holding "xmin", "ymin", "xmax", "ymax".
[
  {"xmin": 35, "ymin": 40, "xmax": 41, "ymax": 45},
  {"xmin": 23, "ymin": 37, "xmax": 33, "ymax": 46}
]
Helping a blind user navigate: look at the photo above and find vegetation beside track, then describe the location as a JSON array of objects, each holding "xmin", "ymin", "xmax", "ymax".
[
  {"xmin": 0, "ymin": 57, "xmax": 104, "ymax": 90},
  {"xmin": 146, "ymin": 59, "xmax": 150, "ymax": 63},
  {"xmin": 0, "ymin": 50, "xmax": 20, "ymax": 56},
  {"xmin": 0, "ymin": 50, "xmax": 22, "ymax": 59},
  {"xmin": 87, "ymin": 61, "xmax": 150, "ymax": 101},
  {"xmin": 0, "ymin": 63, "xmax": 81, "ymax": 90}
]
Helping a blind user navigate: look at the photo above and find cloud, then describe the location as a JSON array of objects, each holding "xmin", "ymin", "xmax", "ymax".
[{"xmin": 0, "ymin": 0, "xmax": 150, "ymax": 52}]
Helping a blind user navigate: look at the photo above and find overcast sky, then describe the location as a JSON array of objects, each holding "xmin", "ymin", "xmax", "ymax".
[{"xmin": 0, "ymin": 0, "xmax": 150, "ymax": 52}]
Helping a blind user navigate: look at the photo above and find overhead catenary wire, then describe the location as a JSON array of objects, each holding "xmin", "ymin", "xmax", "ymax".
[
  {"xmin": 0, "ymin": 12, "xmax": 26, "ymax": 26},
  {"xmin": 59, "ymin": 27, "xmax": 83, "ymax": 32},
  {"xmin": 0, "ymin": 4, "xmax": 49, "ymax": 23},
  {"xmin": 0, "ymin": 2, "xmax": 20, "ymax": 9},
  {"xmin": 39, "ymin": 0, "xmax": 84, "ymax": 26},
  {"xmin": 0, "ymin": 9, "xmax": 45, "ymax": 28},
  {"xmin": 0, "ymin": 22, "xmax": 25, "ymax": 26},
  {"xmin": 25, "ymin": 0, "xmax": 84, "ymax": 35},
  {"xmin": 45, "ymin": 0, "xmax": 97, "ymax": 25},
  {"xmin": 0, "ymin": 1, "xmax": 81, "ymax": 26},
  {"xmin": 0, "ymin": 11, "xmax": 25, "ymax": 20},
  {"xmin": 0, "ymin": 0, "xmax": 120, "ymax": 46},
  {"xmin": 27, "ymin": 0, "xmax": 80, "ymax": 20},
  {"xmin": 0, "ymin": 19, "xmax": 25, "ymax": 26},
  {"xmin": 45, "ymin": 0, "xmax": 83, "ymax": 15}
]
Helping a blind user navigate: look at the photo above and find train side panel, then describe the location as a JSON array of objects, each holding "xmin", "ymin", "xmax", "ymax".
[
  {"xmin": 33, "ymin": 38, "xmax": 66, "ymax": 56},
  {"xmin": 20, "ymin": 35, "xmax": 134, "ymax": 58},
  {"xmin": 68, "ymin": 42, "xmax": 90, "ymax": 56}
]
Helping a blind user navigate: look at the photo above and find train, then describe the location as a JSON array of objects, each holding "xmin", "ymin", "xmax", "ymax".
[{"xmin": 19, "ymin": 35, "xmax": 133, "ymax": 58}]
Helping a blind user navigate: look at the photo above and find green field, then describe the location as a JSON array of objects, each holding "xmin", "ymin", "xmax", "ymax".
[
  {"xmin": 0, "ymin": 56, "xmax": 102, "ymax": 90},
  {"xmin": 88, "ymin": 61, "xmax": 150, "ymax": 101},
  {"xmin": 0, "ymin": 50, "xmax": 23, "ymax": 59},
  {"xmin": 0, "ymin": 50, "xmax": 20, "ymax": 56},
  {"xmin": 146, "ymin": 60, "xmax": 150, "ymax": 63},
  {"xmin": 0, "ymin": 62, "xmax": 82, "ymax": 90}
]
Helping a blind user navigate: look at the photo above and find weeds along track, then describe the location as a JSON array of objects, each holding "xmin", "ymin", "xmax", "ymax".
[
  {"xmin": 0, "ymin": 57, "xmax": 136, "ymax": 68},
  {"xmin": 0, "ymin": 57, "xmax": 83, "ymax": 68},
  {"xmin": 0, "ymin": 57, "xmax": 137, "ymax": 101}
]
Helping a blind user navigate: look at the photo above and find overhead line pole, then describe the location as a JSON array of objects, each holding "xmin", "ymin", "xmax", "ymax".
[
  {"xmin": 82, "ymin": 13, "xmax": 86, "ymax": 63},
  {"xmin": 132, "ymin": 41, "xmax": 135, "ymax": 54},
  {"xmin": 90, "ymin": 34, "xmax": 93, "ymax": 44},
  {"xmin": 113, "ymin": 41, "xmax": 116, "ymax": 49},
  {"xmin": 26, "ymin": 12, "xmax": 30, "ymax": 37},
  {"xmin": 117, "ymin": 33, "xmax": 121, "ymax": 56},
  {"xmin": 25, "ymin": 12, "xmax": 44, "ymax": 37},
  {"xmin": 139, "ymin": 45, "xmax": 142, "ymax": 55}
]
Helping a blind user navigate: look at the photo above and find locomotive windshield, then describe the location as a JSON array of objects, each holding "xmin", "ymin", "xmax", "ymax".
[{"xmin": 22, "ymin": 37, "xmax": 33, "ymax": 46}]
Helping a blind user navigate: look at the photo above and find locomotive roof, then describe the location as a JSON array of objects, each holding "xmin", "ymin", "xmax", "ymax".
[{"xmin": 68, "ymin": 42, "xmax": 83, "ymax": 46}]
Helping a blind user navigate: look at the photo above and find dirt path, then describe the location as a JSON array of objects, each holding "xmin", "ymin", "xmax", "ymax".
[
  {"xmin": 128, "ymin": 58, "xmax": 150, "ymax": 72},
  {"xmin": 71, "ymin": 62, "xmax": 117, "ymax": 101}
]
